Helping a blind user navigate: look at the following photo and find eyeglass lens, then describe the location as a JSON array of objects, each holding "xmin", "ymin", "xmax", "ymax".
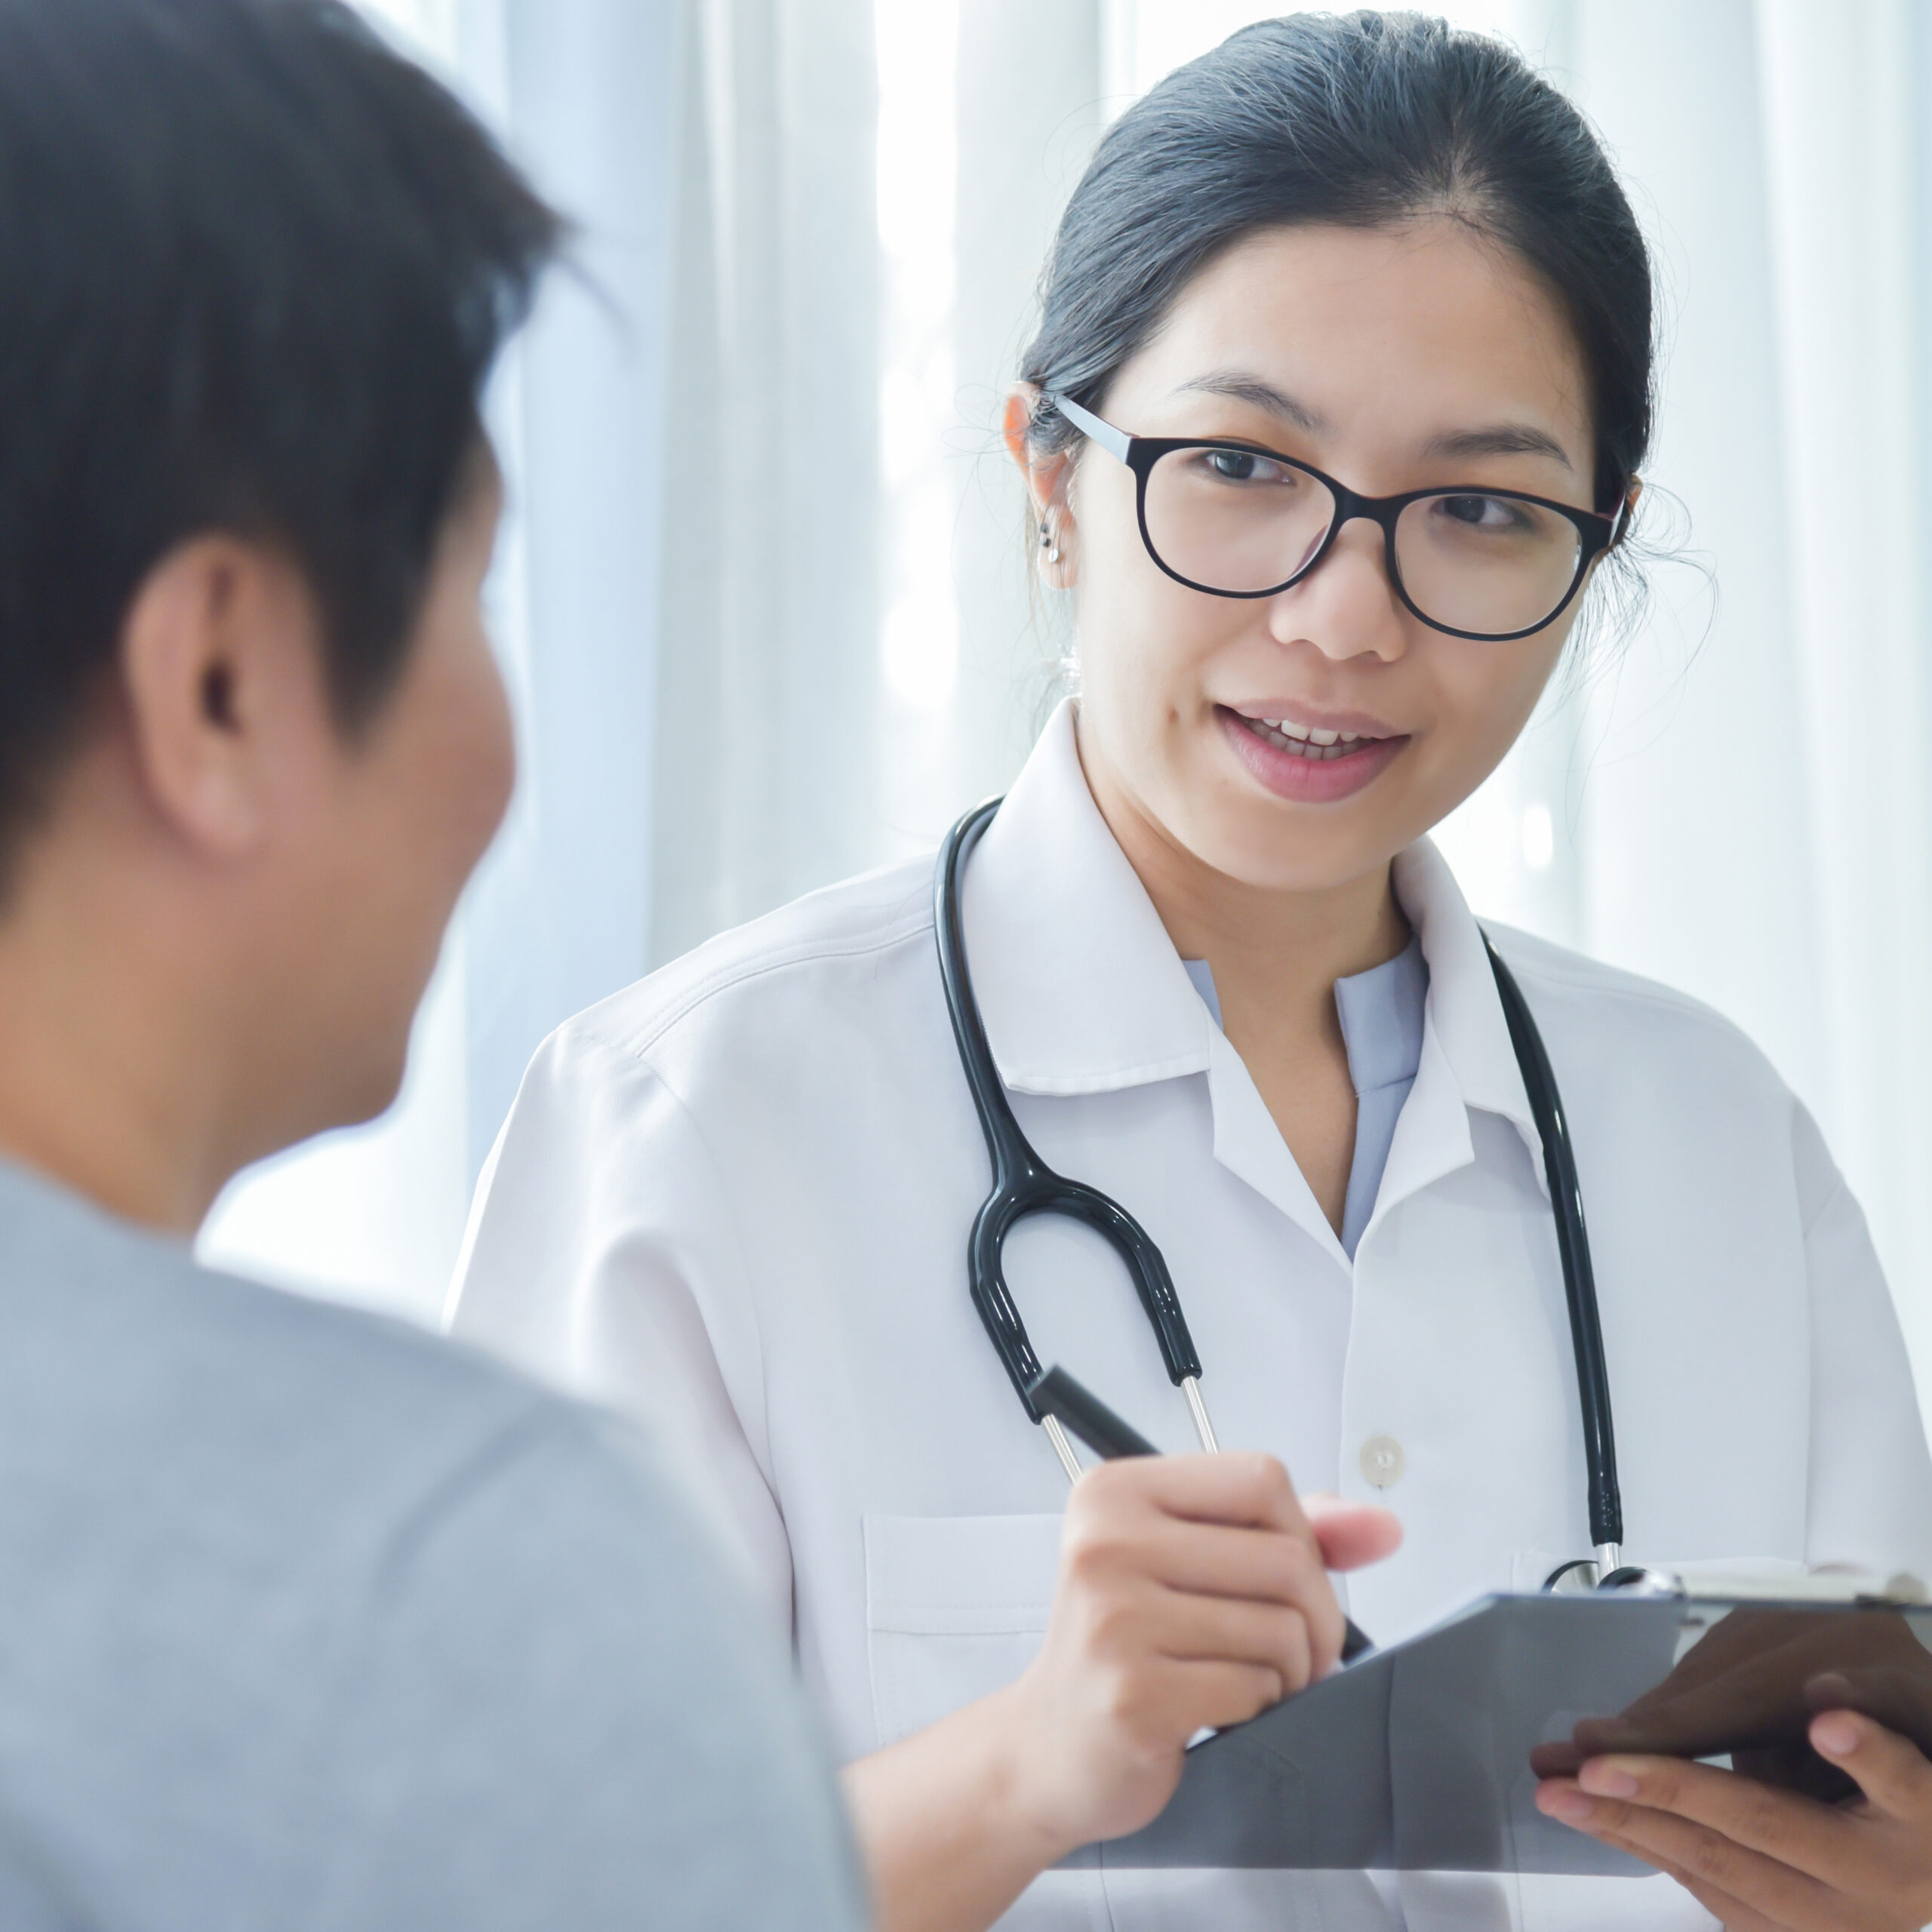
[{"xmin": 1142, "ymin": 445, "xmax": 1587, "ymax": 637}]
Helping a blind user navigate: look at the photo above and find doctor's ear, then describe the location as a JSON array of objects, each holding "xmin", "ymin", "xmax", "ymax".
[
  {"xmin": 1612, "ymin": 475, "xmax": 1644, "ymax": 546},
  {"xmin": 1002, "ymin": 384, "xmax": 1078, "ymax": 589}
]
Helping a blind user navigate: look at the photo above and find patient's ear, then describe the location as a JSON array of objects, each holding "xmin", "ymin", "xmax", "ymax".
[{"xmin": 118, "ymin": 537, "xmax": 332, "ymax": 857}]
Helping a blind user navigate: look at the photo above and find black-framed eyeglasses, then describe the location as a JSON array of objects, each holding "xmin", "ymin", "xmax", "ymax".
[{"xmin": 1046, "ymin": 392, "xmax": 1623, "ymax": 643}]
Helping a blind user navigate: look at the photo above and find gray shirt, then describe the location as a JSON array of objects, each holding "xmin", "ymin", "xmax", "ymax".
[
  {"xmin": 1185, "ymin": 934, "xmax": 1429, "ymax": 1256},
  {"xmin": 0, "ymin": 1158, "xmax": 866, "ymax": 1931}
]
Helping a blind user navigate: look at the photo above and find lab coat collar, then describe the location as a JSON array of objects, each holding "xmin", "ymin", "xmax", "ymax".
[
  {"xmin": 1389, "ymin": 840, "xmax": 1547, "ymax": 1198},
  {"xmin": 961, "ymin": 700, "xmax": 1543, "ymax": 1189},
  {"xmin": 962, "ymin": 701, "xmax": 1211, "ymax": 1096}
]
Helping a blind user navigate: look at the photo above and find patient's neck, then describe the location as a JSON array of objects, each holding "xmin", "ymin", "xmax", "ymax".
[{"xmin": 0, "ymin": 800, "xmax": 258, "ymax": 1236}]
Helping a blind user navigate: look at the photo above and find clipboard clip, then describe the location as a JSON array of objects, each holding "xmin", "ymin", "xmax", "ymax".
[{"xmin": 1544, "ymin": 1555, "xmax": 1683, "ymax": 1596}]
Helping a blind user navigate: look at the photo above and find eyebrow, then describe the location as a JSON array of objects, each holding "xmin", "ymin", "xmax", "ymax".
[
  {"xmin": 1168, "ymin": 370, "xmax": 1327, "ymax": 432},
  {"xmin": 1173, "ymin": 372, "xmax": 1577, "ymax": 473},
  {"xmin": 1423, "ymin": 423, "xmax": 1576, "ymax": 471}
]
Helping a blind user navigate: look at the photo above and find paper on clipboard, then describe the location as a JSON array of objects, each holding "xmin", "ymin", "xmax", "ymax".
[{"xmin": 1088, "ymin": 1586, "xmax": 1932, "ymax": 1875}]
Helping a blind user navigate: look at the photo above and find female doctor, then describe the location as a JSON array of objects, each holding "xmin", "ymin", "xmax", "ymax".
[{"xmin": 452, "ymin": 14, "xmax": 1932, "ymax": 1932}]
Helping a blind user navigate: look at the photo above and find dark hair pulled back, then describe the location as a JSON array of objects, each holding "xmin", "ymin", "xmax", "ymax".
[{"xmin": 1021, "ymin": 10, "xmax": 1654, "ymax": 518}]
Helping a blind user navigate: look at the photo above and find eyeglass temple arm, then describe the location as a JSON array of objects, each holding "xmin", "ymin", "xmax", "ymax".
[{"xmin": 1043, "ymin": 391, "xmax": 1131, "ymax": 464}]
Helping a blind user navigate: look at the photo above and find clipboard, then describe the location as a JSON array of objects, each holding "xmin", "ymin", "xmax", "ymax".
[{"xmin": 1088, "ymin": 1586, "xmax": 1932, "ymax": 1875}]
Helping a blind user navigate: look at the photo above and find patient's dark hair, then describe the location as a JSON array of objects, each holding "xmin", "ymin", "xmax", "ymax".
[
  {"xmin": 1022, "ymin": 11, "xmax": 1654, "ymax": 516},
  {"xmin": 0, "ymin": 0, "xmax": 559, "ymax": 855}
]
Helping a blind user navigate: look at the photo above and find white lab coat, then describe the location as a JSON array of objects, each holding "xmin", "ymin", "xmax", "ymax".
[{"xmin": 452, "ymin": 701, "xmax": 1932, "ymax": 1932}]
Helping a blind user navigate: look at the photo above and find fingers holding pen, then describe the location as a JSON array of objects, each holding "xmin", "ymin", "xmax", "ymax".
[
  {"xmin": 1301, "ymin": 1491, "xmax": 1404, "ymax": 1572},
  {"xmin": 1072, "ymin": 1450, "xmax": 1400, "ymax": 1560},
  {"xmin": 1003, "ymin": 1446, "xmax": 1401, "ymax": 1850},
  {"xmin": 1065, "ymin": 1453, "xmax": 1388, "ymax": 1684},
  {"xmin": 1074, "ymin": 1447, "xmax": 1312, "ymax": 1530}
]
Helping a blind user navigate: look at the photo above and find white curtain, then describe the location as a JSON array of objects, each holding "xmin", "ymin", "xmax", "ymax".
[
  {"xmin": 649, "ymin": 0, "xmax": 881, "ymax": 961},
  {"xmin": 1754, "ymin": 0, "xmax": 1932, "ymax": 1368},
  {"xmin": 198, "ymin": 0, "xmax": 1932, "ymax": 1426}
]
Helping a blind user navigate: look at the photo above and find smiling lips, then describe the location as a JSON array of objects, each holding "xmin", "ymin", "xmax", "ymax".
[
  {"xmin": 1244, "ymin": 714, "xmax": 1378, "ymax": 761},
  {"xmin": 1217, "ymin": 703, "xmax": 1407, "ymax": 802}
]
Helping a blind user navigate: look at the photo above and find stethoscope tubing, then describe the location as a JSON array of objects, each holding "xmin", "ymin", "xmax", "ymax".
[
  {"xmin": 936, "ymin": 798, "xmax": 1625, "ymax": 1574},
  {"xmin": 934, "ymin": 800, "xmax": 1207, "ymax": 1421},
  {"xmin": 1481, "ymin": 940, "xmax": 1624, "ymax": 1558}
]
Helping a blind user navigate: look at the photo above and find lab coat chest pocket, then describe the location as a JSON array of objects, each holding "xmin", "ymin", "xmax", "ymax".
[{"xmin": 863, "ymin": 1513, "xmax": 1063, "ymax": 1749}]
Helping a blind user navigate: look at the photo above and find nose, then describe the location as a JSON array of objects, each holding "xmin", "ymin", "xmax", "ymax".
[{"xmin": 1266, "ymin": 513, "xmax": 1409, "ymax": 664}]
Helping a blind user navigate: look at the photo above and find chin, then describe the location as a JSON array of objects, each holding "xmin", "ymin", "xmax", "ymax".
[
  {"xmin": 1203, "ymin": 808, "xmax": 1408, "ymax": 895},
  {"xmin": 330, "ymin": 1053, "xmax": 409, "ymax": 1134}
]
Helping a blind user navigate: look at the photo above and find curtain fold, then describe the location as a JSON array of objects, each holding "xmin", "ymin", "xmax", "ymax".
[
  {"xmin": 1566, "ymin": 0, "xmax": 1826, "ymax": 1101},
  {"xmin": 462, "ymin": 0, "xmax": 684, "ymax": 1171},
  {"xmin": 1755, "ymin": 0, "xmax": 1932, "ymax": 1375},
  {"xmin": 648, "ymin": 0, "xmax": 881, "ymax": 965},
  {"xmin": 941, "ymin": 0, "xmax": 1103, "ymax": 826}
]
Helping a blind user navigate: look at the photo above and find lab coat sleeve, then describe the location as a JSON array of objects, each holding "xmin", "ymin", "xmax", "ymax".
[
  {"xmin": 450, "ymin": 1020, "xmax": 797, "ymax": 1639},
  {"xmin": 1793, "ymin": 1102, "xmax": 1932, "ymax": 1578}
]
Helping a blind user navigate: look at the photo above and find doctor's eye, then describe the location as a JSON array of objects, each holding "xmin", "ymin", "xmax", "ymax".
[
  {"xmin": 1430, "ymin": 492, "xmax": 1534, "ymax": 532},
  {"xmin": 1198, "ymin": 448, "xmax": 1294, "ymax": 487}
]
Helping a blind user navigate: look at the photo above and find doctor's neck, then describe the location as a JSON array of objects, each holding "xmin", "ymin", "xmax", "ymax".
[{"xmin": 1072, "ymin": 709, "xmax": 1409, "ymax": 1038}]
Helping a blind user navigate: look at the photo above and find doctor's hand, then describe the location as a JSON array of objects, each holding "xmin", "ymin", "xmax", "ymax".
[
  {"xmin": 1531, "ymin": 1606, "xmax": 1932, "ymax": 1798},
  {"xmin": 1001, "ymin": 1452, "xmax": 1397, "ymax": 1853},
  {"xmin": 1535, "ymin": 1705, "xmax": 1932, "ymax": 1931},
  {"xmin": 841, "ymin": 1451, "xmax": 1398, "ymax": 1932}
]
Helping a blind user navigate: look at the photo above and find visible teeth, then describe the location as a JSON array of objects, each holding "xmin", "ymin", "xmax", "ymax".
[{"xmin": 1243, "ymin": 714, "xmax": 1380, "ymax": 760}]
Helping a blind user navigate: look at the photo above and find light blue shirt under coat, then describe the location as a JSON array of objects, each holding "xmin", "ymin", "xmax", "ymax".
[{"xmin": 1183, "ymin": 933, "xmax": 1429, "ymax": 1257}]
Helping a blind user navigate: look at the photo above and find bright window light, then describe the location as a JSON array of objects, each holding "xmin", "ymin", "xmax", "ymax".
[
  {"xmin": 353, "ymin": 0, "xmax": 457, "ymax": 56},
  {"xmin": 875, "ymin": 0, "xmax": 960, "ymax": 719},
  {"xmin": 1521, "ymin": 801, "xmax": 1555, "ymax": 871}
]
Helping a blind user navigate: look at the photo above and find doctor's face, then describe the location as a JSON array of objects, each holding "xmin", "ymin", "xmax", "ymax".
[{"xmin": 1044, "ymin": 220, "xmax": 1604, "ymax": 895}]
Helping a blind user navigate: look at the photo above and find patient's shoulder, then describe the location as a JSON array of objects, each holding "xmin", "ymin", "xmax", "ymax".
[{"xmin": 0, "ymin": 1161, "xmax": 863, "ymax": 1928}]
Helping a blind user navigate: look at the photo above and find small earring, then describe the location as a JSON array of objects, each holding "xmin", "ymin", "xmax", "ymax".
[{"xmin": 1039, "ymin": 519, "xmax": 1060, "ymax": 565}]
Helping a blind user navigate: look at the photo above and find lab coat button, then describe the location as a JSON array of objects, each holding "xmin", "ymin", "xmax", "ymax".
[{"xmin": 1360, "ymin": 1435, "xmax": 1405, "ymax": 1488}]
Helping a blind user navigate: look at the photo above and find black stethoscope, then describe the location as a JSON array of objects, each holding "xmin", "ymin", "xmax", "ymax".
[{"xmin": 936, "ymin": 796, "xmax": 1635, "ymax": 1592}]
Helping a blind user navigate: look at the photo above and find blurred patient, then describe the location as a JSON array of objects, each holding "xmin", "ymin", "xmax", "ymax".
[{"xmin": 0, "ymin": 1, "xmax": 865, "ymax": 1926}]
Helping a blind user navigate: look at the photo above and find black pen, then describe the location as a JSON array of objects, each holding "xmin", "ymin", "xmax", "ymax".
[{"xmin": 1027, "ymin": 1364, "xmax": 1374, "ymax": 1663}]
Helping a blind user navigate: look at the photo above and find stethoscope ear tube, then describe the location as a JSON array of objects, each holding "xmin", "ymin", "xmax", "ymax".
[
  {"xmin": 937, "ymin": 803, "xmax": 1044, "ymax": 1419},
  {"xmin": 937, "ymin": 800, "xmax": 1208, "ymax": 1425},
  {"xmin": 1483, "ymin": 937, "xmax": 1624, "ymax": 1556}
]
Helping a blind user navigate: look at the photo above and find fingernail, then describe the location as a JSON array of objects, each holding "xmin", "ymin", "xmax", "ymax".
[
  {"xmin": 1813, "ymin": 1712, "xmax": 1860, "ymax": 1757},
  {"xmin": 1538, "ymin": 1786, "xmax": 1595, "ymax": 1823},
  {"xmin": 1578, "ymin": 1761, "xmax": 1639, "ymax": 1798}
]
